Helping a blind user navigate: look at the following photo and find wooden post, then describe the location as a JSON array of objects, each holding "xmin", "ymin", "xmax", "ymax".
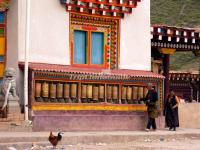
[
  {"xmin": 78, "ymin": 82, "xmax": 81, "ymax": 103},
  {"xmin": 163, "ymin": 54, "xmax": 170, "ymax": 101},
  {"xmin": 119, "ymin": 84, "xmax": 122, "ymax": 104},
  {"xmin": 105, "ymin": 83, "xmax": 107, "ymax": 103}
]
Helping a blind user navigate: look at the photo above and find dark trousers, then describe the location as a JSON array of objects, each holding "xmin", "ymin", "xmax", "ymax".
[{"xmin": 147, "ymin": 117, "xmax": 157, "ymax": 130}]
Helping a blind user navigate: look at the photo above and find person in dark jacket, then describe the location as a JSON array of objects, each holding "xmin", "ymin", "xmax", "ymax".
[
  {"xmin": 164, "ymin": 90, "xmax": 179, "ymax": 131},
  {"xmin": 144, "ymin": 83, "xmax": 158, "ymax": 132}
]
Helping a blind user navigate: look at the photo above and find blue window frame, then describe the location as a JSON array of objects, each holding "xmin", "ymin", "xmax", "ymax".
[
  {"xmin": 0, "ymin": 56, "xmax": 4, "ymax": 61},
  {"xmin": 0, "ymin": 12, "xmax": 5, "ymax": 23},
  {"xmin": 73, "ymin": 30, "xmax": 105, "ymax": 66},
  {"xmin": 91, "ymin": 32, "xmax": 104, "ymax": 65},
  {"xmin": 74, "ymin": 30, "xmax": 87, "ymax": 64}
]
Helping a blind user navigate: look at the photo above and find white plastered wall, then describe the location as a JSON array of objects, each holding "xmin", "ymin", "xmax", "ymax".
[
  {"xmin": 119, "ymin": 0, "xmax": 151, "ymax": 71},
  {"xmin": 7, "ymin": 0, "xmax": 70, "ymax": 107},
  {"xmin": 18, "ymin": 0, "xmax": 70, "ymax": 65},
  {"xmin": 7, "ymin": 0, "xmax": 24, "ymax": 107}
]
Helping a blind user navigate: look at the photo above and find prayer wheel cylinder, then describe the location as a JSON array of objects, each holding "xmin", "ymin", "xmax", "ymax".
[
  {"xmin": 35, "ymin": 82, "xmax": 41, "ymax": 98},
  {"xmin": 112, "ymin": 86, "xmax": 118, "ymax": 100},
  {"xmin": 121, "ymin": 86, "xmax": 127, "ymax": 100},
  {"xmin": 99, "ymin": 85, "xmax": 104, "ymax": 99},
  {"xmin": 127, "ymin": 86, "xmax": 132, "ymax": 100},
  {"xmin": 132, "ymin": 87, "xmax": 138, "ymax": 99},
  {"xmin": 50, "ymin": 83, "xmax": 56, "ymax": 98},
  {"xmin": 71, "ymin": 83, "xmax": 77, "ymax": 98},
  {"xmin": 63, "ymin": 83, "xmax": 70, "ymax": 98},
  {"xmin": 93, "ymin": 86, "xmax": 98, "ymax": 101},
  {"xmin": 87, "ymin": 84, "xmax": 93, "ymax": 99},
  {"xmin": 42, "ymin": 82, "xmax": 49, "ymax": 98},
  {"xmin": 143, "ymin": 87, "xmax": 148, "ymax": 97},
  {"xmin": 57, "ymin": 83, "xmax": 63, "ymax": 98},
  {"xmin": 138, "ymin": 87, "xmax": 144, "ymax": 99},
  {"xmin": 107, "ymin": 85, "xmax": 112, "ymax": 100},
  {"xmin": 81, "ymin": 84, "xmax": 87, "ymax": 99}
]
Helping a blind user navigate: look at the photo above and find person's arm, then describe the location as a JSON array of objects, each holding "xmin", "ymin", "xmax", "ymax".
[{"xmin": 172, "ymin": 96, "xmax": 179, "ymax": 109}]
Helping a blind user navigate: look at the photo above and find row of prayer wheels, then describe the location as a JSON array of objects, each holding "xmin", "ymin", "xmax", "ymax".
[
  {"xmin": 81, "ymin": 84, "xmax": 105, "ymax": 102},
  {"xmin": 35, "ymin": 82, "xmax": 78, "ymax": 102},
  {"xmin": 121, "ymin": 86, "xmax": 148, "ymax": 100},
  {"xmin": 34, "ymin": 81, "xmax": 148, "ymax": 103}
]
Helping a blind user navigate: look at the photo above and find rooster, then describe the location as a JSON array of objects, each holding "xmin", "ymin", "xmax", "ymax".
[{"xmin": 48, "ymin": 131, "xmax": 63, "ymax": 149}]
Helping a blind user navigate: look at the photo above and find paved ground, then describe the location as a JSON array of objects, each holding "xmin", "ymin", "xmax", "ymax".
[{"xmin": 1, "ymin": 128, "xmax": 200, "ymax": 150}]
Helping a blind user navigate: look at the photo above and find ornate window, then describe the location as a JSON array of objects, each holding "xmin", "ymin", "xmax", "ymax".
[{"xmin": 70, "ymin": 13, "xmax": 119, "ymax": 69}]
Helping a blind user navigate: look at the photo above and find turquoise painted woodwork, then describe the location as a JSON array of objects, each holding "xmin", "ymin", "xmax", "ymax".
[
  {"xmin": 91, "ymin": 32, "xmax": 104, "ymax": 64},
  {"xmin": 0, "ymin": 56, "xmax": 4, "ymax": 61},
  {"xmin": 0, "ymin": 12, "xmax": 5, "ymax": 23},
  {"xmin": 74, "ymin": 30, "xmax": 87, "ymax": 64}
]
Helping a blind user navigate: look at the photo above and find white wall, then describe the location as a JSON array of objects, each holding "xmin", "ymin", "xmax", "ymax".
[
  {"xmin": 17, "ymin": 0, "xmax": 150, "ymax": 70},
  {"xmin": 7, "ymin": 0, "xmax": 23, "ymax": 104},
  {"xmin": 18, "ymin": 0, "xmax": 70, "ymax": 65},
  {"xmin": 119, "ymin": 0, "xmax": 151, "ymax": 71},
  {"xmin": 7, "ymin": 0, "xmax": 18, "ymax": 70}
]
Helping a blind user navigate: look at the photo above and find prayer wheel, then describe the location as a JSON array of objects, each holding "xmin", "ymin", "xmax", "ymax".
[
  {"xmin": 42, "ymin": 82, "xmax": 49, "ymax": 98},
  {"xmin": 112, "ymin": 86, "xmax": 118, "ymax": 100},
  {"xmin": 107, "ymin": 85, "xmax": 112, "ymax": 100},
  {"xmin": 143, "ymin": 87, "xmax": 148, "ymax": 97},
  {"xmin": 63, "ymin": 83, "xmax": 70, "ymax": 98},
  {"xmin": 87, "ymin": 84, "xmax": 93, "ymax": 99},
  {"xmin": 71, "ymin": 83, "xmax": 77, "ymax": 98},
  {"xmin": 99, "ymin": 85, "xmax": 104, "ymax": 99},
  {"xmin": 57, "ymin": 83, "xmax": 63, "ymax": 98},
  {"xmin": 50, "ymin": 83, "xmax": 56, "ymax": 98},
  {"xmin": 132, "ymin": 86, "xmax": 138, "ymax": 99},
  {"xmin": 93, "ymin": 86, "xmax": 98, "ymax": 101},
  {"xmin": 35, "ymin": 82, "xmax": 41, "ymax": 98},
  {"xmin": 138, "ymin": 87, "xmax": 144, "ymax": 99},
  {"xmin": 121, "ymin": 86, "xmax": 127, "ymax": 100},
  {"xmin": 127, "ymin": 86, "xmax": 132, "ymax": 100},
  {"xmin": 81, "ymin": 84, "xmax": 87, "ymax": 99}
]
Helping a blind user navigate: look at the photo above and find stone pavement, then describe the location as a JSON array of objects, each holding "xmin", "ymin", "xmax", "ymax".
[{"xmin": 0, "ymin": 128, "xmax": 200, "ymax": 149}]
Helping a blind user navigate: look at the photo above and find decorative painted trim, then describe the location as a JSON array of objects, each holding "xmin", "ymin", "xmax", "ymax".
[
  {"xmin": 32, "ymin": 103, "xmax": 147, "ymax": 111},
  {"xmin": 34, "ymin": 71, "xmax": 163, "ymax": 82},
  {"xmin": 151, "ymin": 42, "xmax": 200, "ymax": 51},
  {"xmin": 60, "ymin": 0, "xmax": 141, "ymax": 18},
  {"xmin": 70, "ymin": 13, "xmax": 119, "ymax": 69},
  {"xmin": 151, "ymin": 25, "xmax": 200, "ymax": 51},
  {"xmin": 0, "ymin": 0, "xmax": 9, "ymax": 11}
]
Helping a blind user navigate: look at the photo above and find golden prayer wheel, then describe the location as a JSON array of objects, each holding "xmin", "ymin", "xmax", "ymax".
[
  {"xmin": 57, "ymin": 83, "xmax": 63, "ymax": 98},
  {"xmin": 127, "ymin": 86, "xmax": 132, "ymax": 100},
  {"xmin": 81, "ymin": 84, "xmax": 87, "ymax": 99},
  {"xmin": 121, "ymin": 86, "xmax": 127, "ymax": 100},
  {"xmin": 87, "ymin": 84, "xmax": 93, "ymax": 99},
  {"xmin": 143, "ymin": 87, "xmax": 148, "ymax": 97},
  {"xmin": 138, "ymin": 87, "xmax": 144, "ymax": 99},
  {"xmin": 50, "ymin": 83, "xmax": 56, "ymax": 98},
  {"xmin": 63, "ymin": 83, "xmax": 70, "ymax": 98},
  {"xmin": 35, "ymin": 82, "xmax": 42, "ymax": 98},
  {"xmin": 112, "ymin": 86, "xmax": 118, "ymax": 100},
  {"xmin": 107, "ymin": 85, "xmax": 112, "ymax": 100},
  {"xmin": 132, "ymin": 86, "xmax": 138, "ymax": 99},
  {"xmin": 93, "ymin": 86, "xmax": 99, "ymax": 101},
  {"xmin": 99, "ymin": 85, "xmax": 104, "ymax": 99},
  {"xmin": 42, "ymin": 82, "xmax": 49, "ymax": 98},
  {"xmin": 71, "ymin": 83, "xmax": 77, "ymax": 98}
]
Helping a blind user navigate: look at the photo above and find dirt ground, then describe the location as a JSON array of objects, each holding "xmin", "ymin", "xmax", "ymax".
[
  {"xmin": 4, "ymin": 136, "xmax": 200, "ymax": 150},
  {"xmin": 56, "ymin": 137, "xmax": 200, "ymax": 150}
]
